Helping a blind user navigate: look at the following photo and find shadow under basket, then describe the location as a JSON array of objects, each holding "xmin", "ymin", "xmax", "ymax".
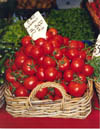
[
  {"xmin": 0, "ymin": 84, "xmax": 5, "ymax": 108},
  {"xmin": 4, "ymin": 80, "xmax": 93, "ymax": 119},
  {"xmin": 94, "ymin": 82, "xmax": 100, "ymax": 101}
]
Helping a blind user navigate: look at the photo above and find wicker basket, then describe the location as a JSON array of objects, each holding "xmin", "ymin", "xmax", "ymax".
[
  {"xmin": 4, "ymin": 80, "xmax": 93, "ymax": 119},
  {"xmin": 0, "ymin": 84, "xmax": 5, "ymax": 108},
  {"xmin": 86, "ymin": 2, "xmax": 100, "ymax": 28},
  {"xmin": 94, "ymin": 82, "xmax": 100, "ymax": 101}
]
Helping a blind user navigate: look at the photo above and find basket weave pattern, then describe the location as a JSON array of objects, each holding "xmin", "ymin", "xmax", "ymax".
[
  {"xmin": 86, "ymin": 2, "xmax": 100, "ymax": 28},
  {"xmin": 4, "ymin": 80, "xmax": 93, "ymax": 119},
  {"xmin": 0, "ymin": 85, "xmax": 5, "ymax": 108},
  {"xmin": 94, "ymin": 82, "xmax": 100, "ymax": 101}
]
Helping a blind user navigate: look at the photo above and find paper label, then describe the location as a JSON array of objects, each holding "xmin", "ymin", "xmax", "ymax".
[
  {"xmin": 93, "ymin": 34, "xmax": 100, "ymax": 57},
  {"xmin": 24, "ymin": 11, "xmax": 48, "ymax": 40}
]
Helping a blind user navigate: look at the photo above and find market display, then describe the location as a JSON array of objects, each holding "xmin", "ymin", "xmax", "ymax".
[
  {"xmin": 86, "ymin": 0, "xmax": 100, "ymax": 28},
  {"xmin": 16, "ymin": 0, "xmax": 56, "ymax": 9},
  {"xmin": 3, "ymin": 27, "xmax": 94, "ymax": 118},
  {"xmin": 0, "ymin": 1, "xmax": 99, "ymax": 121}
]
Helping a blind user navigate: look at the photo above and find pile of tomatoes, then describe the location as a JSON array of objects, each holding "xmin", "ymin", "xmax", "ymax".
[{"xmin": 5, "ymin": 28, "xmax": 94, "ymax": 100}]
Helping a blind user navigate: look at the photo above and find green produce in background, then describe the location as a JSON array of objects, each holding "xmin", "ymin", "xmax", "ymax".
[{"xmin": 46, "ymin": 8, "xmax": 96, "ymax": 41}]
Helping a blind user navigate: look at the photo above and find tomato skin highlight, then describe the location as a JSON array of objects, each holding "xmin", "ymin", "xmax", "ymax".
[
  {"xmin": 45, "ymin": 67, "xmax": 57, "ymax": 81},
  {"xmin": 83, "ymin": 64, "xmax": 94, "ymax": 76},
  {"xmin": 68, "ymin": 81, "xmax": 87, "ymax": 97},
  {"xmin": 71, "ymin": 58, "xmax": 84, "ymax": 73},
  {"xmin": 23, "ymin": 76, "xmax": 38, "ymax": 90},
  {"xmin": 15, "ymin": 86, "xmax": 29, "ymax": 97}
]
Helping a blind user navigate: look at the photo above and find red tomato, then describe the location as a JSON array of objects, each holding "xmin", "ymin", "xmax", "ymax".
[
  {"xmin": 64, "ymin": 69, "xmax": 74, "ymax": 82},
  {"xmin": 46, "ymin": 31, "xmax": 53, "ymax": 40},
  {"xmin": 9, "ymin": 81, "xmax": 22, "ymax": 93},
  {"xmin": 54, "ymin": 95, "xmax": 62, "ymax": 100},
  {"xmin": 15, "ymin": 53, "xmax": 27, "ymax": 69},
  {"xmin": 35, "ymin": 38, "xmax": 46, "ymax": 46},
  {"xmin": 36, "ymin": 88, "xmax": 48, "ymax": 99},
  {"xmin": 69, "ymin": 40, "xmax": 78, "ymax": 49},
  {"xmin": 15, "ymin": 86, "xmax": 29, "ymax": 97},
  {"xmin": 55, "ymin": 88, "xmax": 62, "ymax": 97},
  {"xmin": 31, "ymin": 45, "xmax": 43, "ymax": 60},
  {"xmin": 49, "ymin": 38, "xmax": 61, "ymax": 48},
  {"xmin": 77, "ymin": 41, "xmax": 85, "ymax": 50},
  {"xmin": 78, "ymin": 50, "xmax": 86, "ymax": 60},
  {"xmin": 21, "ymin": 35, "xmax": 32, "ymax": 47},
  {"xmin": 60, "ymin": 47, "xmax": 67, "ymax": 56},
  {"xmin": 23, "ymin": 76, "xmax": 38, "ymax": 90},
  {"xmin": 53, "ymin": 35, "xmax": 63, "ymax": 45},
  {"xmin": 43, "ymin": 56, "xmax": 56, "ymax": 68},
  {"xmin": 71, "ymin": 58, "xmax": 84, "ymax": 73},
  {"xmin": 42, "ymin": 41, "xmax": 53, "ymax": 55},
  {"xmin": 11, "ymin": 63, "xmax": 17, "ymax": 71},
  {"xmin": 78, "ymin": 73, "xmax": 86, "ymax": 82},
  {"xmin": 52, "ymin": 48, "xmax": 63, "ymax": 60},
  {"xmin": 68, "ymin": 81, "xmax": 87, "ymax": 97},
  {"xmin": 58, "ymin": 57, "xmax": 70, "ymax": 71},
  {"xmin": 36, "ymin": 67, "xmax": 45, "ymax": 81},
  {"xmin": 63, "ymin": 37, "xmax": 69, "ymax": 46},
  {"xmin": 47, "ymin": 28, "xmax": 58, "ymax": 36},
  {"xmin": 38, "ymin": 56, "xmax": 45, "ymax": 66},
  {"xmin": 66, "ymin": 48, "xmax": 79, "ymax": 60},
  {"xmin": 82, "ymin": 64, "xmax": 94, "ymax": 76},
  {"xmin": 24, "ymin": 44, "xmax": 33, "ymax": 57},
  {"xmin": 56, "ymin": 71, "xmax": 62, "ymax": 80},
  {"xmin": 45, "ymin": 67, "xmax": 57, "ymax": 81},
  {"xmin": 22, "ymin": 58, "xmax": 37, "ymax": 75},
  {"xmin": 5, "ymin": 69, "xmax": 16, "ymax": 82}
]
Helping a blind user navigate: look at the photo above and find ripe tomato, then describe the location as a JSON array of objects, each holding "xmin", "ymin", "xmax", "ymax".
[
  {"xmin": 15, "ymin": 86, "xmax": 29, "ymax": 97},
  {"xmin": 66, "ymin": 48, "xmax": 79, "ymax": 60},
  {"xmin": 36, "ymin": 87, "xmax": 48, "ymax": 99},
  {"xmin": 38, "ymin": 56, "xmax": 45, "ymax": 66},
  {"xmin": 45, "ymin": 67, "xmax": 57, "ymax": 81},
  {"xmin": 9, "ymin": 81, "xmax": 22, "ymax": 93},
  {"xmin": 78, "ymin": 73, "xmax": 86, "ymax": 82},
  {"xmin": 55, "ymin": 88, "xmax": 62, "ymax": 97},
  {"xmin": 49, "ymin": 38, "xmax": 61, "ymax": 48},
  {"xmin": 56, "ymin": 71, "xmax": 62, "ymax": 80},
  {"xmin": 52, "ymin": 48, "xmax": 63, "ymax": 60},
  {"xmin": 22, "ymin": 58, "xmax": 37, "ymax": 76},
  {"xmin": 5, "ymin": 69, "xmax": 16, "ymax": 82},
  {"xmin": 63, "ymin": 37, "xmax": 69, "ymax": 46},
  {"xmin": 23, "ymin": 76, "xmax": 38, "ymax": 90},
  {"xmin": 82, "ymin": 64, "xmax": 94, "ymax": 76},
  {"xmin": 58, "ymin": 57, "xmax": 70, "ymax": 71},
  {"xmin": 68, "ymin": 81, "xmax": 87, "ymax": 97},
  {"xmin": 46, "ymin": 31, "xmax": 53, "ymax": 40},
  {"xmin": 78, "ymin": 50, "xmax": 86, "ymax": 60},
  {"xmin": 71, "ymin": 58, "xmax": 84, "ymax": 73},
  {"xmin": 43, "ymin": 56, "xmax": 56, "ymax": 68},
  {"xmin": 77, "ymin": 41, "xmax": 85, "ymax": 50},
  {"xmin": 69, "ymin": 40, "xmax": 78, "ymax": 49},
  {"xmin": 53, "ymin": 35, "xmax": 63, "ymax": 45},
  {"xmin": 15, "ymin": 53, "xmax": 27, "ymax": 69},
  {"xmin": 47, "ymin": 28, "xmax": 58, "ymax": 36},
  {"xmin": 36, "ymin": 67, "xmax": 45, "ymax": 81},
  {"xmin": 64, "ymin": 69, "xmax": 74, "ymax": 82},
  {"xmin": 31, "ymin": 45, "xmax": 43, "ymax": 60},
  {"xmin": 35, "ymin": 38, "xmax": 46, "ymax": 46},
  {"xmin": 24, "ymin": 44, "xmax": 33, "ymax": 57},
  {"xmin": 42, "ymin": 41, "xmax": 53, "ymax": 55},
  {"xmin": 54, "ymin": 95, "xmax": 61, "ymax": 100},
  {"xmin": 21, "ymin": 35, "xmax": 32, "ymax": 47}
]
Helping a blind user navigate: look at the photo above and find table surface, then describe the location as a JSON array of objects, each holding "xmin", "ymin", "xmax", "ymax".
[{"xmin": 0, "ymin": 93, "xmax": 100, "ymax": 128}]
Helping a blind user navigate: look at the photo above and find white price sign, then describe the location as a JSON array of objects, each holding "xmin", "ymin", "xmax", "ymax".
[
  {"xmin": 24, "ymin": 11, "xmax": 48, "ymax": 40},
  {"xmin": 93, "ymin": 34, "xmax": 100, "ymax": 57}
]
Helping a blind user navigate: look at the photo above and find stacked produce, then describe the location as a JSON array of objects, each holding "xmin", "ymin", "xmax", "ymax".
[
  {"xmin": 5, "ymin": 28, "xmax": 94, "ymax": 100},
  {"xmin": 16, "ymin": 0, "xmax": 56, "ymax": 9},
  {"xmin": 89, "ymin": 0, "xmax": 100, "ymax": 18},
  {"xmin": 86, "ymin": 0, "xmax": 100, "ymax": 27}
]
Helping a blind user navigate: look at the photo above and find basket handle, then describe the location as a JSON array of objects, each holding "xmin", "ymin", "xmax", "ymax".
[{"xmin": 26, "ymin": 82, "xmax": 70, "ymax": 110}]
